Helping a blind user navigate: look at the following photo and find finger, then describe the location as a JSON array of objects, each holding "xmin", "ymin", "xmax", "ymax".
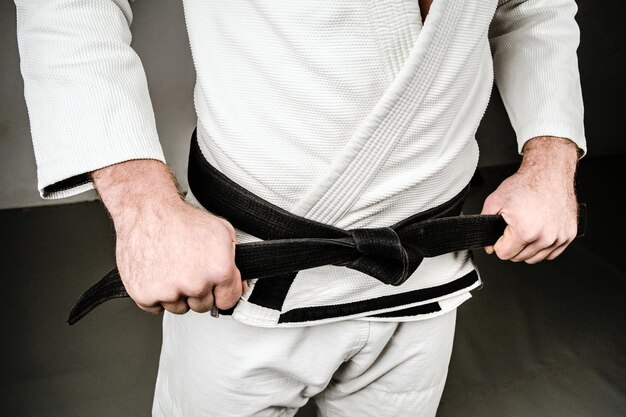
[
  {"xmin": 523, "ymin": 244, "xmax": 560, "ymax": 264},
  {"xmin": 137, "ymin": 303, "xmax": 164, "ymax": 315},
  {"xmin": 213, "ymin": 268, "xmax": 243, "ymax": 310},
  {"xmin": 162, "ymin": 299, "xmax": 190, "ymax": 315},
  {"xmin": 132, "ymin": 293, "xmax": 165, "ymax": 314},
  {"xmin": 187, "ymin": 291, "xmax": 215, "ymax": 313},
  {"xmin": 242, "ymin": 279, "xmax": 249, "ymax": 293},
  {"xmin": 545, "ymin": 240, "xmax": 572, "ymax": 261},
  {"xmin": 493, "ymin": 226, "xmax": 529, "ymax": 261},
  {"xmin": 511, "ymin": 237, "xmax": 559, "ymax": 263}
]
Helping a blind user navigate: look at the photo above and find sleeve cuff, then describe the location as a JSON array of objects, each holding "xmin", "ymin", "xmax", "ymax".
[
  {"xmin": 516, "ymin": 119, "xmax": 587, "ymax": 159},
  {"xmin": 37, "ymin": 134, "xmax": 166, "ymax": 200}
]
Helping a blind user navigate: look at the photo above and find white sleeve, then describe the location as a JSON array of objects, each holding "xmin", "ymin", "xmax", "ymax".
[
  {"xmin": 14, "ymin": 0, "xmax": 166, "ymax": 199},
  {"xmin": 489, "ymin": 0, "xmax": 587, "ymax": 156}
]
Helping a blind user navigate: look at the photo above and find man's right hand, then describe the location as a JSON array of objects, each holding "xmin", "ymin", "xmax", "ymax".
[{"xmin": 91, "ymin": 159, "xmax": 244, "ymax": 315}]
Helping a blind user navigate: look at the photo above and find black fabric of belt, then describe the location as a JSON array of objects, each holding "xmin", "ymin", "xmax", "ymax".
[{"xmin": 66, "ymin": 130, "xmax": 588, "ymax": 325}]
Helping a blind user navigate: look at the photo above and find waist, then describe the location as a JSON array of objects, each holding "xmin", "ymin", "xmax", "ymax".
[{"xmin": 187, "ymin": 129, "xmax": 503, "ymax": 287}]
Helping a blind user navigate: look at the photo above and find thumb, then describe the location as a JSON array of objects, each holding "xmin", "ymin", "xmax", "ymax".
[
  {"xmin": 481, "ymin": 193, "xmax": 502, "ymax": 216},
  {"xmin": 481, "ymin": 193, "xmax": 503, "ymax": 254}
]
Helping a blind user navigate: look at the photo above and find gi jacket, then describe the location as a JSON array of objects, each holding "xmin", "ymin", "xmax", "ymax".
[{"xmin": 15, "ymin": 0, "xmax": 586, "ymax": 326}]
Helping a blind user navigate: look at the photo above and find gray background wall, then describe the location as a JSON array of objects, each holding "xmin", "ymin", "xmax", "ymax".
[{"xmin": 1, "ymin": 0, "xmax": 623, "ymax": 209}]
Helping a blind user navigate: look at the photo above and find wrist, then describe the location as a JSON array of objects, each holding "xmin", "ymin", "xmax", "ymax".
[
  {"xmin": 519, "ymin": 136, "xmax": 579, "ymax": 178},
  {"xmin": 91, "ymin": 159, "xmax": 183, "ymax": 231}
]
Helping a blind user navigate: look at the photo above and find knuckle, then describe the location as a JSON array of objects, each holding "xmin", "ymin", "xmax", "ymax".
[
  {"xmin": 554, "ymin": 235, "xmax": 566, "ymax": 246},
  {"xmin": 186, "ymin": 287, "xmax": 205, "ymax": 299},
  {"xmin": 131, "ymin": 292, "xmax": 154, "ymax": 308},
  {"xmin": 184, "ymin": 282, "xmax": 209, "ymax": 298},
  {"xmin": 482, "ymin": 196, "xmax": 499, "ymax": 213},
  {"xmin": 558, "ymin": 234, "xmax": 571, "ymax": 246},
  {"xmin": 216, "ymin": 217, "xmax": 237, "ymax": 240},
  {"xmin": 224, "ymin": 221, "xmax": 237, "ymax": 238},
  {"xmin": 160, "ymin": 288, "xmax": 181, "ymax": 303},
  {"xmin": 212, "ymin": 262, "xmax": 236, "ymax": 283},
  {"xmin": 539, "ymin": 236, "xmax": 557, "ymax": 248},
  {"xmin": 520, "ymin": 230, "xmax": 539, "ymax": 244},
  {"xmin": 568, "ymin": 227, "xmax": 578, "ymax": 240}
]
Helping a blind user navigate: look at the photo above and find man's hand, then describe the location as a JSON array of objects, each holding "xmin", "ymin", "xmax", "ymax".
[
  {"xmin": 92, "ymin": 160, "xmax": 245, "ymax": 314},
  {"xmin": 480, "ymin": 136, "xmax": 580, "ymax": 264}
]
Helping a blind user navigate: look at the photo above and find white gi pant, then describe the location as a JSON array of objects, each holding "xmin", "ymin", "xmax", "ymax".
[{"xmin": 152, "ymin": 308, "xmax": 457, "ymax": 417}]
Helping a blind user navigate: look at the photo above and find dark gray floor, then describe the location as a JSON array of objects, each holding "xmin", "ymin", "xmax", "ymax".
[{"xmin": 1, "ymin": 156, "xmax": 624, "ymax": 416}]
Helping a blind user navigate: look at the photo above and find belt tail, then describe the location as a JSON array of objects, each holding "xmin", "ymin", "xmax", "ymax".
[{"xmin": 67, "ymin": 268, "xmax": 128, "ymax": 325}]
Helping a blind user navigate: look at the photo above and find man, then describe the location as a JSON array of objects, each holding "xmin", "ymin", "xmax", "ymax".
[{"xmin": 14, "ymin": 0, "xmax": 585, "ymax": 415}]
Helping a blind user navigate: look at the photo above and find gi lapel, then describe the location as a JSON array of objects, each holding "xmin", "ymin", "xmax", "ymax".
[{"xmin": 290, "ymin": 0, "xmax": 495, "ymax": 225}]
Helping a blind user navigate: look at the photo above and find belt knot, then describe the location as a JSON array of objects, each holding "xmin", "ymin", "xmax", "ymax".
[{"xmin": 346, "ymin": 227, "xmax": 424, "ymax": 286}]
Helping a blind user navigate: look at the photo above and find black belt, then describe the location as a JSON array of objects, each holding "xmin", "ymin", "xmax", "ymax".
[{"xmin": 67, "ymin": 131, "xmax": 587, "ymax": 325}]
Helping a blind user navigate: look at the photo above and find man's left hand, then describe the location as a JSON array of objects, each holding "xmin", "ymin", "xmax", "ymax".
[{"xmin": 480, "ymin": 136, "xmax": 580, "ymax": 264}]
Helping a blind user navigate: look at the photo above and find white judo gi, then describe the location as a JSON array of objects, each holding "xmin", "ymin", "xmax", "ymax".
[{"xmin": 15, "ymin": 0, "xmax": 586, "ymax": 414}]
